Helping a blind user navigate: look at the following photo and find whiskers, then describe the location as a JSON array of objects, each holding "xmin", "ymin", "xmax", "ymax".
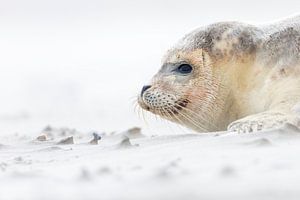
[
  {"xmin": 173, "ymin": 102, "xmax": 218, "ymax": 132},
  {"xmin": 161, "ymin": 101, "xmax": 210, "ymax": 132},
  {"xmin": 131, "ymin": 89, "xmax": 221, "ymax": 133},
  {"xmin": 132, "ymin": 95, "xmax": 190, "ymax": 133}
]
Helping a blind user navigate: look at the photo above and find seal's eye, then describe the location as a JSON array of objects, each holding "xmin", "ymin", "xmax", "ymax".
[{"xmin": 176, "ymin": 64, "xmax": 193, "ymax": 74}]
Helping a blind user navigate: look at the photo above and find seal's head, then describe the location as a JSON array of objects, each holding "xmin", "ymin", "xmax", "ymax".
[
  {"xmin": 138, "ymin": 47, "xmax": 224, "ymax": 132},
  {"xmin": 138, "ymin": 23, "xmax": 258, "ymax": 132}
]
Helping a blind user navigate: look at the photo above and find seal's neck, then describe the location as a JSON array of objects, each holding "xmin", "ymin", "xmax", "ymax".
[{"xmin": 216, "ymin": 59, "xmax": 264, "ymax": 127}]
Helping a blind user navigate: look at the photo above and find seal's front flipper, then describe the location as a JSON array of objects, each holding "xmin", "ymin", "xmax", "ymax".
[{"xmin": 227, "ymin": 112, "xmax": 300, "ymax": 133}]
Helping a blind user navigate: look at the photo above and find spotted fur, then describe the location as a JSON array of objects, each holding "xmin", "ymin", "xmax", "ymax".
[{"xmin": 139, "ymin": 15, "xmax": 300, "ymax": 133}]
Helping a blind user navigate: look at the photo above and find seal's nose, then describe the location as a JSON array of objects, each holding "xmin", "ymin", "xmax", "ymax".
[{"xmin": 141, "ymin": 85, "xmax": 151, "ymax": 97}]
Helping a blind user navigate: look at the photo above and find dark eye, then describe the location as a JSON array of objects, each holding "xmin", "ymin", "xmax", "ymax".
[{"xmin": 176, "ymin": 64, "xmax": 193, "ymax": 74}]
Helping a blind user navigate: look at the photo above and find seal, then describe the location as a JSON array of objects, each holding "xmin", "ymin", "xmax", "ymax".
[{"xmin": 138, "ymin": 15, "xmax": 300, "ymax": 133}]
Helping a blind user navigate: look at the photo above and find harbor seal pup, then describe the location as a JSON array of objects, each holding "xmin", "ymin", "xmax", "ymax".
[{"xmin": 138, "ymin": 15, "xmax": 300, "ymax": 133}]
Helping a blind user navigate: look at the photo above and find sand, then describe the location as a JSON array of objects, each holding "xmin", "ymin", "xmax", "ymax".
[{"xmin": 1, "ymin": 124, "xmax": 300, "ymax": 200}]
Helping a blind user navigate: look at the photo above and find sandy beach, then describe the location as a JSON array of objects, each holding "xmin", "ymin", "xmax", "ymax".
[{"xmin": 1, "ymin": 123, "xmax": 300, "ymax": 200}]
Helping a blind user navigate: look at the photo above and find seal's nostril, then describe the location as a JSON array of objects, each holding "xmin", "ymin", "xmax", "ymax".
[{"xmin": 141, "ymin": 85, "xmax": 151, "ymax": 97}]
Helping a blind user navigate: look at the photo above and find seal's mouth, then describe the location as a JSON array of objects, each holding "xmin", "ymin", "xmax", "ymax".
[
  {"xmin": 166, "ymin": 99, "xmax": 189, "ymax": 115},
  {"xmin": 138, "ymin": 96, "xmax": 190, "ymax": 117}
]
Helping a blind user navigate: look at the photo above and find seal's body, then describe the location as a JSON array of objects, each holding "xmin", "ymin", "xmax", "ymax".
[{"xmin": 138, "ymin": 15, "xmax": 300, "ymax": 133}]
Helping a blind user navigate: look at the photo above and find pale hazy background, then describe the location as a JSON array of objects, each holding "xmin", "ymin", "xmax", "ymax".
[{"xmin": 0, "ymin": 0, "xmax": 299, "ymax": 135}]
